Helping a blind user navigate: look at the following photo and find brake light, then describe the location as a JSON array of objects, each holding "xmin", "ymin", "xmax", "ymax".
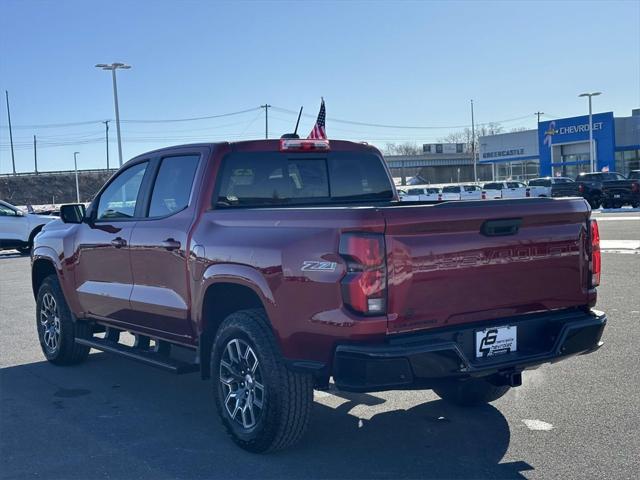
[
  {"xmin": 437, "ymin": 193, "xmax": 443, "ymax": 201},
  {"xmin": 632, "ymin": 182, "xmax": 639, "ymax": 193},
  {"xmin": 578, "ymin": 184, "xmax": 585, "ymax": 194},
  {"xmin": 481, "ymin": 191, "xmax": 487, "ymax": 200},
  {"xmin": 525, "ymin": 188, "xmax": 531, "ymax": 198},
  {"xmin": 590, "ymin": 219, "xmax": 601, "ymax": 288},
  {"xmin": 339, "ymin": 233, "xmax": 386, "ymax": 315},
  {"xmin": 279, "ymin": 138, "xmax": 330, "ymax": 152}
]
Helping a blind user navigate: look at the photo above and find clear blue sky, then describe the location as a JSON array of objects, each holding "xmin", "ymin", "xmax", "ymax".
[{"xmin": 1, "ymin": 0, "xmax": 639, "ymax": 173}]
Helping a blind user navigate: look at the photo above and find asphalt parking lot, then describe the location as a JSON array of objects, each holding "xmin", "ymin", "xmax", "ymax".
[{"xmin": 1, "ymin": 212, "xmax": 638, "ymax": 479}]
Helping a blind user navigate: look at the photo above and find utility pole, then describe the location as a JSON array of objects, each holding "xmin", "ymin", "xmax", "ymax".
[
  {"xmin": 261, "ymin": 104, "xmax": 271, "ymax": 139},
  {"xmin": 471, "ymin": 99, "xmax": 477, "ymax": 183},
  {"xmin": 535, "ymin": 111, "xmax": 545, "ymax": 124},
  {"xmin": 5, "ymin": 91, "xmax": 16, "ymax": 175},
  {"xmin": 73, "ymin": 152, "xmax": 80, "ymax": 203},
  {"xmin": 33, "ymin": 135, "xmax": 38, "ymax": 174},
  {"xmin": 103, "ymin": 120, "xmax": 110, "ymax": 170}
]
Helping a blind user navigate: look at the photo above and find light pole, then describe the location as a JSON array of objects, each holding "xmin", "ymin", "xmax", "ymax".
[
  {"xmin": 73, "ymin": 152, "xmax": 80, "ymax": 203},
  {"xmin": 95, "ymin": 63, "xmax": 131, "ymax": 167},
  {"xmin": 578, "ymin": 92, "xmax": 601, "ymax": 172}
]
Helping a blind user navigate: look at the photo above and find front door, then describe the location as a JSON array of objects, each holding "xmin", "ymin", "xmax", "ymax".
[
  {"xmin": 128, "ymin": 153, "xmax": 202, "ymax": 342},
  {"xmin": 74, "ymin": 161, "xmax": 149, "ymax": 321}
]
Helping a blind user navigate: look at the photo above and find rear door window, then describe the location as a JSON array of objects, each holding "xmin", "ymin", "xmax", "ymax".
[
  {"xmin": 483, "ymin": 183, "xmax": 503, "ymax": 190},
  {"xmin": 443, "ymin": 186, "xmax": 460, "ymax": 193},
  {"xmin": 148, "ymin": 155, "xmax": 200, "ymax": 217}
]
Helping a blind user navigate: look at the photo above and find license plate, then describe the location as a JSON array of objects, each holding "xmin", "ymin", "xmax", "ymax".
[
  {"xmin": 614, "ymin": 194, "xmax": 621, "ymax": 198},
  {"xmin": 476, "ymin": 325, "xmax": 517, "ymax": 358}
]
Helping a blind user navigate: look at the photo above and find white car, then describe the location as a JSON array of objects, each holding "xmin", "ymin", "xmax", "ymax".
[
  {"xmin": 399, "ymin": 186, "xmax": 442, "ymax": 201},
  {"xmin": 527, "ymin": 177, "xmax": 575, "ymax": 197},
  {"xmin": 0, "ymin": 200, "xmax": 57, "ymax": 254},
  {"xmin": 482, "ymin": 181, "xmax": 529, "ymax": 199},
  {"xmin": 441, "ymin": 184, "xmax": 483, "ymax": 201}
]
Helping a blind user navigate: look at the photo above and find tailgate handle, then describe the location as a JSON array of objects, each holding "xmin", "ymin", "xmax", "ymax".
[{"xmin": 481, "ymin": 218, "xmax": 522, "ymax": 237}]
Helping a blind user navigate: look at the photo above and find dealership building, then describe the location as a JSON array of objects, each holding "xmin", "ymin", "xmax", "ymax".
[{"xmin": 479, "ymin": 109, "xmax": 640, "ymax": 180}]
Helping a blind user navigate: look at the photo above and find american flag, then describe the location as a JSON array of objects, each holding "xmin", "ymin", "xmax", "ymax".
[{"xmin": 307, "ymin": 99, "xmax": 327, "ymax": 139}]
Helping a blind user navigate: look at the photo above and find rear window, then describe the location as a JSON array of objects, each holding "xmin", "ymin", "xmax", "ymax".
[
  {"xmin": 463, "ymin": 185, "xmax": 480, "ymax": 192},
  {"xmin": 578, "ymin": 173, "xmax": 624, "ymax": 181},
  {"xmin": 628, "ymin": 171, "xmax": 640, "ymax": 180},
  {"xmin": 529, "ymin": 179, "xmax": 550, "ymax": 187},
  {"xmin": 483, "ymin": 183, "xmax": 503, "ymax": 190},
  {"xmin": 407, "ymin": 188, "xmax": 424, "ymax": 195},
  {"xmin": 442, "ymin": 186, "xmax": 460, "ymax": 193},
  {"xmin": 215, "ymin": 151, "xmax": 393, "ymax": 207}
]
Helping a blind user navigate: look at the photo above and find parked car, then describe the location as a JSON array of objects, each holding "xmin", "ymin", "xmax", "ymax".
[
  {"xmin": 441, "ymin": 184, "xmax": 482, "ymax": 201},
  {"xmin": 482, "ymin": 181, "xmax": 528, "ymax": 199},
  {"xmin": 399, "ymin": 186, "xmax": 441, "ymax": 201},
  {"xmin": 527, "ymin": 177, "xmax": 575, "ymax": 197},
  {"xmin": 601, "ymin": 172, "xmax": 640, "ymax": 208},
  {"xmin": 31, "ymin": 138, "xmax": 606, "ymax": 452},
  {"xmin": 0, "ymin": 200, "xmax": 57, "ymax": 254}
]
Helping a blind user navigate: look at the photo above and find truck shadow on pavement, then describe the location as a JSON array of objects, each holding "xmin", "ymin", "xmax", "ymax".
[{"xmin": 1, "ymin": 353, "xmax": 533, "ymax": 479}]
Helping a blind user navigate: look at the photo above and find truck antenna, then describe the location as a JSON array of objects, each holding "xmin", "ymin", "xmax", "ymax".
[{"xmin": 293, "ymin": 106, "xmax": 303, "ymax": 136}]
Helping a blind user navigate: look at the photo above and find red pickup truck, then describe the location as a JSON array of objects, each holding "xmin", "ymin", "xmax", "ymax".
[{"xmin": 31, "ymin": 138, "xmax": 606, "ymax": 452}]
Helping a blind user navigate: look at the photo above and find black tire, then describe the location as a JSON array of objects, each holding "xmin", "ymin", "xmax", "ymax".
[
  {"xmin": 36, "ymin": 275, "xmax": 91, "ymax": 365},
  {"xmin": 433, "ymin": 377, "xmax": 510, "ymax": 407},
  {"xmin": 211, "ymin": 309, "xmax": 313, "ymax": 453},
  {"xmin": 588, "ymin": 198, "xmax": 601, "ymax": 209}
]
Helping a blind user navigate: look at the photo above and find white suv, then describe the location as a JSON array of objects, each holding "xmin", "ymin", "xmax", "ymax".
[{"xmin": 0, "ymin": 200, "xmax": 57, "ymax": 254}]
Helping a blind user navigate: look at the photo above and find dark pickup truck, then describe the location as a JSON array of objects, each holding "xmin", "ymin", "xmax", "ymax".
[
  {"xmin": 600, "ymin": 171, "xmax": 640, "ymax": 208},
  {"xmin": 550, "ymin": 172, "xmax": 608, "ymax": 208},
  {"xmin": 32, "ymin": 138, "xmax": 606, "ymax": 452}
]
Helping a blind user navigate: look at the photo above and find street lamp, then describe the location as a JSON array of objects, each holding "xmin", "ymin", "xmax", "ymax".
[
  {"xmin": 95, "ymin": 62, "xmax": 131, "ymax": 167},
  {"xmin": 578, "ymin": 92, "xmax": 602, "ymax": 172},
  {"xmin": 73, "ymin": 152, "xmax": 80, "ymax": 203}
]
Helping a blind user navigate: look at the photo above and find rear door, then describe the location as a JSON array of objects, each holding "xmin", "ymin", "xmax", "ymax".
[
  {"xmin": 502, "ymin": 181, "xmax": 527, "ymax": 199},
  {"xmin": 127, "ymin": 150, "xmax": 205, "ymax": 342},
  {"xmin": 483, "ymin": 183, "xmax": 503, "ymax": 199},
  {"xmin": 383, "ymin": 199, "xmax": 591, "ymax": 333}
]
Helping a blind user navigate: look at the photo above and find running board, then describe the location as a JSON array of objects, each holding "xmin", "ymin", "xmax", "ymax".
[{"xmin": 76, "ymin": 337, "xmax": 199, "ymax": 374}]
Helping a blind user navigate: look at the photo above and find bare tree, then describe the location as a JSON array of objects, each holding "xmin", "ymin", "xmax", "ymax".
[{"xmin": 384, "ymin": 142, "xmax": 422, "ymax": 156}]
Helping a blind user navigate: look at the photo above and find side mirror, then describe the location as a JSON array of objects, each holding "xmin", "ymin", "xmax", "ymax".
[
  {"xmin": 16, "ymin": 210, "xmax": 25, "ymax": 217},
  {"xmin": 60, "ymin": 204, "xmax": 86, "ymax": 224}
]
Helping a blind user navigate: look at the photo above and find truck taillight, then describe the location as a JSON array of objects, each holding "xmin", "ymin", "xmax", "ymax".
[
  {"xmin": 526, "ymin": 188, "xmax": 531, "ymax": 198},
  {"xmin": 578, "ymin": 184, "xmax": 585, "ymax": 193},
  {"xmin": 481, "ymin": 191, "xmax": 487, "ymax": 200},
  {"xmin": 339, "ymin": 233, "xmax": 386, "ymax": 315},
  {"xmin": 590, "ymin": 219, "xmax": 601, "ymax": 288},
  {"xmin": 280, "ymin": 138, "xmax": 330, "ymax": 151},
  {"xmin": 632, "ymin": 182, "xmax": 639, "ymax": 193}
]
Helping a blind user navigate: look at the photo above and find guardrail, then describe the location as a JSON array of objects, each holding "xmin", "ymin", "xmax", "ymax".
[{"xmin": 0, "ymin": 169, "xmax": 115, "ymax": 178}]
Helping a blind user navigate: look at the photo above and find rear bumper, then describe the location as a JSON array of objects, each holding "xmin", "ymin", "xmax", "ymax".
[
  {"xmin": 603, "ymin": 190, "xmax": 639, "ymax": 204},
  {"xmin": 333, "ymin": 308, "xmax": 606, "ymax": 392}
]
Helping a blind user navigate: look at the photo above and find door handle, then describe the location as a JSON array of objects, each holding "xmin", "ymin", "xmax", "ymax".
[
  {"xmin": 161, "ymin": 238, "xmax": 181, "ymax": 251},
  {"xmin": 111, "ymin": 237, "xmax": 127, "ymax": 248}
]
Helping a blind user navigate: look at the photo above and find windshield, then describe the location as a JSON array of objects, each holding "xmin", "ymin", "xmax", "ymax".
[{"xmin": 215, "ymin": 151, "xmax": 394, "ymax": 207}]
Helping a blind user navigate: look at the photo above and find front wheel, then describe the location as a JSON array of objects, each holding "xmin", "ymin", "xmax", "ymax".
[
  {"xmin": 36, "ymin": 275, "xmax": 91, "ymax": 364},
  {"xmin": 211, "ymin": 309, "xmax": 313, "ymax": 453},
  {"xmin": 433, "ymin": 377, "xmax": 510, "ymax": 407}
]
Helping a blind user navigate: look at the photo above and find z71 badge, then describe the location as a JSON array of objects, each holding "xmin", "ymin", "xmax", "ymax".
[{"xmin": 301, "ymin": 261, "xmax": 337, "ymax": 272}]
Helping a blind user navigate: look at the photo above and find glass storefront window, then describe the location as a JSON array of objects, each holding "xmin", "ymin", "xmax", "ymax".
[
  {"xmin": 615, "ymin": 149, "xmax": 640, "ymax": 176},
  {"xmin": 494, "ymin": 160, "xmax": 540, "ymax": 180}
]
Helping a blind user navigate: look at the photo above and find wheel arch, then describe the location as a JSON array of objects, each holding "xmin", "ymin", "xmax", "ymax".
[{"xmin": 196, "ymin": 266, "xmax": 277, "ymax": 379}]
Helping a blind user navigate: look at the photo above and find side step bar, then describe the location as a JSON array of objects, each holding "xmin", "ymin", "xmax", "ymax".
[{"xmin": 76, "ymin": 336, "xmax": 199, "ymax": 374}]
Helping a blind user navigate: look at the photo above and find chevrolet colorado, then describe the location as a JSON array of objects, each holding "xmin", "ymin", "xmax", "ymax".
[{"xmin": 32, "ymin": 138, "xmax": 606, "ymax": 452}]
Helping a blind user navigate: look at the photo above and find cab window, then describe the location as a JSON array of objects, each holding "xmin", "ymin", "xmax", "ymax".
[{"xmin": 148, "ymin": 155, "xmax": 200, "ymax": 217}]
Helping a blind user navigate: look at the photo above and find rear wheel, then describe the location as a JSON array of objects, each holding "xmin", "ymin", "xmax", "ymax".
[
  {"xmin": 211, "ymin": 309, "xmax": 313, "ymax": 453},
  {"xmin": 433, "ymin": 377, "xmax": 510, "ymax": 407},
  {"xmin": 36, "ymin": 275, "xmax": 91, "ymax": 364}
]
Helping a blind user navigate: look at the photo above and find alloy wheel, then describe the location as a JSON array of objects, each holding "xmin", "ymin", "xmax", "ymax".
[
  {"xmin": 40, "ymin": 292, "xmax": 61, "ymax": 353},
  {"xmin": 219, "ymin": 338, "xmax": 265, "ymax": 429}
]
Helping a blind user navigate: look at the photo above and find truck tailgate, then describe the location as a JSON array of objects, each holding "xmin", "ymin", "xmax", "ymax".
[{"xmin": 383, "ymin": 198, "xmax": 591, "ymax": 334}]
